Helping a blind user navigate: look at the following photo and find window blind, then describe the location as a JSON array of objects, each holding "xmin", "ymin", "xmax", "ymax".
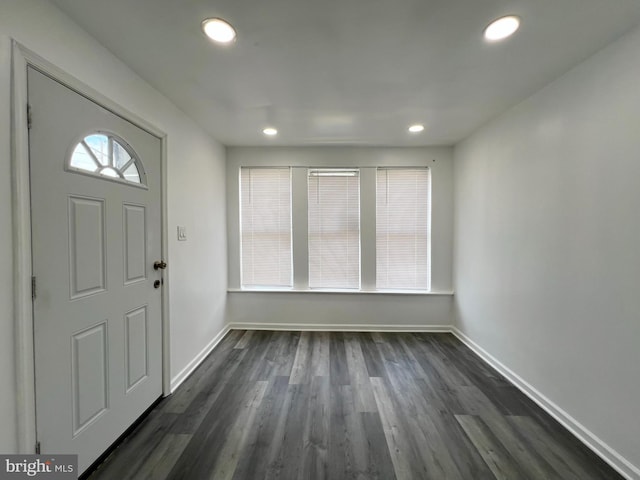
[
  {"xmin": 308, "ymin": 169, "xmax": 360, "ymax": 289},
  {"xmin": 240, "ymin": 167, "xmax": 292, "ymax": 287},
  {"xmin": 376, "ymin": 168, "xmax": 430, "ymax": 290}
]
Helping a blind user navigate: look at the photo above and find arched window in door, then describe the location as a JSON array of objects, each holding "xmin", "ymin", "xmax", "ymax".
[{"xmin": 68, "ymin": 133, "xmax": 146, "ymax": 186}]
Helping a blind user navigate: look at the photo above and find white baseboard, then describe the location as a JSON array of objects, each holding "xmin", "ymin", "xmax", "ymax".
[
  {"xmin": 170, "ymin": 324, "xmax": 231, "ymax": 392},
  {"xmin": 227, "ymin": 322, "xmax": 452, "ymax": 333},
  {"xmin": 451, "ymin": 327, "xmax": 640, "ymax": 480}
]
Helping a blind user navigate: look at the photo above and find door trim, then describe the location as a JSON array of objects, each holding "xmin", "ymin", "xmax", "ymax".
[{"xmin": 11, "ymin": 40, "xmax": 171, "ymax": 454}]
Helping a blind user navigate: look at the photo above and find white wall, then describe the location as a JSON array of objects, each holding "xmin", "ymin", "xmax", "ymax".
[
  {"xmin": 0, "ymin": 0, "xmax": 227, "ymax": 452},
  {"xmin": 226, "ymin": 146, "xmax": 454, "ymax": 327},
  {"xmin": 453, "ymin": 25, "xmax": 640, "ymax": 478},
  {"xmin": 166, "ymin": 132, "xmax": 227, "ymax": 384},
  {"xmin": 0, "ymin": 36, "xmax": 17, "ymax": 455},
  {"xmin": 227, "ymin": 291, "xmax": 452, "ymax": 329}
]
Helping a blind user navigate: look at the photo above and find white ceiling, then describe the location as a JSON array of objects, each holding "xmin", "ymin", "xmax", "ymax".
[{"xmin": 50, "ymin": 0, "xmax": 640, "ymax": 146}]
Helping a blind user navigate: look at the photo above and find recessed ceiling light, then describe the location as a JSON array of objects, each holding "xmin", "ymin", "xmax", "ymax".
[
  {"xmin": 408, "ymin": 124, "xmax": 425, "ymax": 133},
  {"xmin": 484, "ymin": 15, "xmax": 520, "ymax": 41},
  {"xmin": 202, "ymin": 18, "xmax": 236, "ymax": 44},
  {"xmin": 263, "ymin": 127, "xmax": 278, "ymax": 136}
]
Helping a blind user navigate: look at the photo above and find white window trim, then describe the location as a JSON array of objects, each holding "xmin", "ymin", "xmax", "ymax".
[{"xmin": 228, "ymin": 287, "xmax": 453, "ymax": 295}]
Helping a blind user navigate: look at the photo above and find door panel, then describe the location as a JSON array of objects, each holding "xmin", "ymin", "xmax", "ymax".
[
  {"xmin": 71, "ymin": 322, "xmax": 109, "ymax": 435},
  {"xmin": 28, "ymin": 66, "xmax": 163, "ymax": 474},
  {"xmin": 125, "ymin": 306, "xmax": 149, "ymax": 391},
  {"xmin": 68, "ymin": 196, "xmax": 107, "ymax": 298},
  {"xmin": 123, "ymin": 204, "xmax": 147, "ymax": 284}
]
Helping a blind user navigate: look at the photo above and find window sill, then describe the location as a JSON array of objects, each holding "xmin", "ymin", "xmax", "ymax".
[{"xmin": 227, "ymin": 288, "xmax": 453, "ymax": 296}]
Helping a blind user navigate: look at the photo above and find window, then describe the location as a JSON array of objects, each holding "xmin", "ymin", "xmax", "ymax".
[
  {"xmin": 376, "ymin": 168, "xmax": 431, "ymax": 290},
  {"xmin": 69, "ymin": 133, "xmax": 145, "ymax": 185},
  {"xmin": 234, "ymin": 164, "xmax": 434, "ymax": 293},
  {"xmin": 308, "ymin": 169, "xmax": 360, "ymax": 289},
  {"xmin": 240, "ymin": 167, "xmax": 292, "ymax": 288}
]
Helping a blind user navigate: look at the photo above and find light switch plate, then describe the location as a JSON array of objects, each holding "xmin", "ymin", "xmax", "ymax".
[{"xmin": 177, "ymin": 226, "xmax": 187, "ymax": 241}]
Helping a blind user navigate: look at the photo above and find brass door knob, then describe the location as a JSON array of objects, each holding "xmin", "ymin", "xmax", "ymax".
[{"xmin": 154, "ymin": 260, "xmax": 167, "ymax": 270}]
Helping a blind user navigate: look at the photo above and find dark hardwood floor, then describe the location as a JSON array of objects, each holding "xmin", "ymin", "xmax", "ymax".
[{"xmin": 88, "ymin": 330, "xmax": 623, "ymax": 480}]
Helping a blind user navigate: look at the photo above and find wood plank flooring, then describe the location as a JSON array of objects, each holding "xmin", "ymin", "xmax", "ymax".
[{"xmin": 87, "ymin": 331, "xmax": 623, "ymax": 480}]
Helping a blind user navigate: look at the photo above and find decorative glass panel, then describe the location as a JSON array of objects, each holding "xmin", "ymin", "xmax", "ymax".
[
  {"xmin": 113, "ymin": 141, "xmax": 131, "ymax": 169},
  {"xmin": 70, "ymin": 144, "xmax": 98, "ymax": 172},
  {"xmin": 84, "ymin": 134, "xmax": 109, "ymax": 166},
  {"xmin": 101, "ymin": 167, "xmax": 119, "ymax": 178},
  {"xmin": 123, "ymin": 164, "xmax": 141, "ymax": 184},
  {"xmin": 68, "ymin": 133, "xmax": 145, "ymax": 186}
]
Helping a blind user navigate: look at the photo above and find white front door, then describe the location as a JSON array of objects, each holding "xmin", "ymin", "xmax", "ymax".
[{"xmin": 28, "ymin": 66, "xmax": 164, "ymax": 474}]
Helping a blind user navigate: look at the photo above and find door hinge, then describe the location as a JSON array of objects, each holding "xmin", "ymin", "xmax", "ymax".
[
  {"xmin": 31, "ymin": 276, "xmax": 36, "ymax": 299},
  {"xmin": 27, "ymin": 104, "xmax": 32, "ymax": 130},
  {"xmin": 35, "ymin": 441, "xmax": 41, "ymax": 454}
]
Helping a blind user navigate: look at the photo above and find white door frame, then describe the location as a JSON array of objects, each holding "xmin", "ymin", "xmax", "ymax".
[{"xmin": 10, "ymin": 40, "xmax": 172, "ymax": 454}]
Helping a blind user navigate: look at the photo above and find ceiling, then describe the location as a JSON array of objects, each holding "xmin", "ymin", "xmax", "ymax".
[{"xmin": 50, "ymin": 0, "xmax": 640, "ymax": 147}]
